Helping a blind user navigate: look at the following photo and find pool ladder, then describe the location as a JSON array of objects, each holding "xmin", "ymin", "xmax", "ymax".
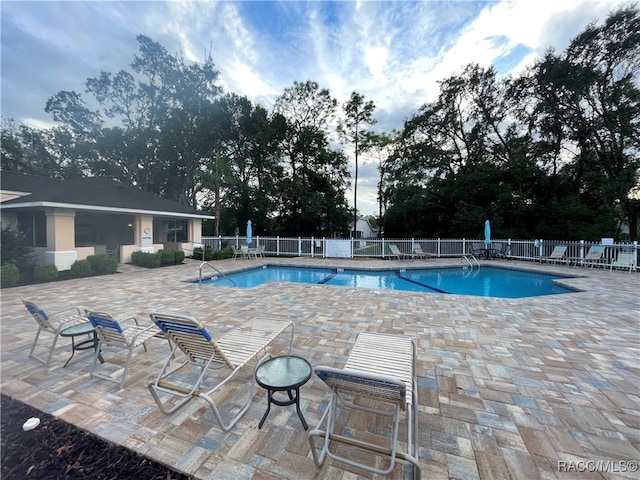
[
  {"xmin": 461, "ymin": 254, "xmax": 480, "ymax": 270},
  {"xmin": 199, "ymin": 262, "xmax": 236, "ymax": 287}
]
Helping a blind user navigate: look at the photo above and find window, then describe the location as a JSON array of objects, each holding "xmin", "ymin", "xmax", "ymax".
[
  {"xmin": 17, "ymin": 212, "xmax": 46, "ymax": 247},
  {"xmin": 166, "ymin": 219, "xmax": 187, "ymax": 242}
]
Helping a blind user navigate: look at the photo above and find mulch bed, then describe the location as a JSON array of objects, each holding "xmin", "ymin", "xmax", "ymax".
[{"xmin": 1, "ymin": 394, "xmax": 190, "ymax": 479}]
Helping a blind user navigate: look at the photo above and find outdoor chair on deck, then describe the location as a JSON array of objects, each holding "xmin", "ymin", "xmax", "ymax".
[
  {"xmin": 148, "ymin": 312, "xmax": 294, "ymax": 432},
  {"xmin": 492, "ymin": 242, "xmax": 508, "ymax": 259},
  {"xmin": 468, "ymin": 243, "xmax": 485, "ymax": 258},
  {"xmin": 388, "ymin": 244, "xmax": 410, "ymax": 260},
  {"xmin": 412, "ymin": 243, "xmax": 431, "ymax": 259},
  {"xmin": 87, "ymin": 311, "xmax": 169, "ymax": 388},
  {"xmin": 543, "ymin": 245, "xmax": 568, "ymax": 264},
  {"xmin": 23, "ymin": 300, "xmax": 89, "ymax": 366},
  {"xmin": 583, "ymin": 245, "xmax": 606, "ymax": 268},
  {"xmin": 309, "ymin": 332, "xmax": 420, "ymax": 479},
  {"xmin": 610, "ymin": 251, "xmax": 637, "ymax": 272}
]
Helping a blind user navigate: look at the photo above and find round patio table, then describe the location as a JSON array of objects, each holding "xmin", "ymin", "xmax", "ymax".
[
  {"xmin": 255, "ymin": 355, "xmax": 312, "ymax": 430},
  {"xmin": 59, "ymin": 322, "xmax": 103, "ymax": 368}
]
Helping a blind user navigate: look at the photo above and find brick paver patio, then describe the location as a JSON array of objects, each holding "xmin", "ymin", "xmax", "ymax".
[{"xmin": 1, "ymin": 257, "xmax": 638, "ymax": 479}]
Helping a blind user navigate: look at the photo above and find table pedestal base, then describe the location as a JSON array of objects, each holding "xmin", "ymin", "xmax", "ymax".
[
  {"xmin": 63, "ymin": 333, "xmax": 104, "ymax": 368},
  {"xmin": 258, "ymin": 387, "xmax": 308, "ymax": 430}
]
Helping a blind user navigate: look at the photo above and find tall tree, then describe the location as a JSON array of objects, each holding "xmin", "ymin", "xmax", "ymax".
[
  {"xmin": 273, "ymin": 81, "xmax": 350, "ymax": 236},
  {"xmin": 522, "ymin": 6, "xmax": 640, "ymax": 239},
  {"xmin": 339, "ymin": 92, "xmax": 376, "ymax": 238},
  {"xmin": 44, "ymin": 35, "xmax": 222, "ymax": 206}
]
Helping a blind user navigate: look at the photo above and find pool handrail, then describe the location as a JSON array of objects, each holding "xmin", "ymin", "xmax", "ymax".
[
  {"xmin": 461, "ymin": 255, "xmax": 480, "ymax": 270},
  {"xmin": 199, "ymin": 262, "xmax": 236, "ymax": 287}
]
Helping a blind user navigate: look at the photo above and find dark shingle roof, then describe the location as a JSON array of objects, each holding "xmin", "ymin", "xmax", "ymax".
[
  {"xmin": 1, "ymin": 172, "xmax": 211, "ymax": 218},
  {"xmin": 1, "ymin": 171, "xmax": 64, "ymax": 193}
]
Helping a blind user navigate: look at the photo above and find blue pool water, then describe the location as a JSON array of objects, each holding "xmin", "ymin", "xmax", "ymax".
[{"xmin": 199, "ymin": 265, "xmax": 576, "ymax": 298}]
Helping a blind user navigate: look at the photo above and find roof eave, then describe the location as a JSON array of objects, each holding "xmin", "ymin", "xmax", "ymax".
[{"xmin": 0, "ymin": 201, "xmax": 215, "ymax": 220}]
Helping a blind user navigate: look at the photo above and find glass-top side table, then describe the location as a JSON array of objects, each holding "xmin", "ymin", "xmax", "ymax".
[
  {"xmin": 60, "ymin": 321, "xmax": 103, "ymax": 368},
  {"xmin": 255, "ymin": 355, "xmax": 312, "ymax": 430}
]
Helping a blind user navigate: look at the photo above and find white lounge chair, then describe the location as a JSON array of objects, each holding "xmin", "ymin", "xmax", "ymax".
[
  {"xmin": 412, "ymin": 243, "xmax": 432, "ymax": 259},
  {"xmin": 148, "ymin": 312, "xmax": 294, "ymax": 432},
  {"xmin": 583, "ymin": 245, "xmax": 606, "ymax": 268},
  {"xmin": 309, "ymin": 332, "xmax": 420, "ymax": 479},
  {"xmin": 87, "ymin": 311, "xmax": 168, "ymax": 388},
  {"xmin": 610, "ymin": 251, "xmax": 637, "ymax": 272},
  {"xmin": 543, "ymin": 245, "xmax": 568, "ymax": 264},
  {"xmin": 23, "ymin": 300, "xmax": 89, "ymax": 366},
  {"xmin": 388, "ymin": 244, "xmax": 409, "ymax": 260}
]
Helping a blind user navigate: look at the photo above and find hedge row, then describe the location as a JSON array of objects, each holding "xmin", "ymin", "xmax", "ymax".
[
  {"xmin": 130, "ymin": 249, "xmax": 185, "ymax": 268},
  {"xmin": 192, "ymin": 246, "xmax": 233, "ymax": 261},
  {"xmin": 0, "ymin": 254, "xmax": 118, "ymax": 287}
]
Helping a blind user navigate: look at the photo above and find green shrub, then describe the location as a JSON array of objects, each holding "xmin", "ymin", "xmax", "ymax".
[
  {"xmin": 70, "ymin": 260, "xmax": 92, "ymax": 277},
  {"xmin": 192, "ymin": 246, "xmax": 214, "ymax": 261},
  {"xmin": 212, "ymin": 248, "xmax": 233, "ymax": 260},
  {"xmin": 34, "ymin": 263, "xmax": 59, "ymax": 282},
  {"xmin": 1, "ymin": 264, "xmax": 20, "ymax": 287},
  {"xmin": 173, "ymin": 250, "xmax": 185, "ymax": 263},
  {"xmin": 159, "ymin": 249, "xmax": 175, "ymax": 265},
  {"xmin": 86, "ymin": 254, "xmax": 118, "ymax": 274},
  {"xmin": 131, "ymin": 250, "xmax": 161, "ymax": 268},
  {"xmin": 131, "ymin": 249, "xmax": 184, "ymax": 268}
]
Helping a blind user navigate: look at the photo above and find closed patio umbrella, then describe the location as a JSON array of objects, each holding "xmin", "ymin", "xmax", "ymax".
[
  {"xmin": 484, "ymin": 220, "xmax": 491, "ymax": 246},
  {"xmin": 246, "ymin": 220, "xmax": 252, "ymax": 245}
]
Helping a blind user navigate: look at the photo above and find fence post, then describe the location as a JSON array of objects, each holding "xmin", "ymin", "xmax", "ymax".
[
  {"xmin": 298, "ymin": 237, "xmax": 302, "ymax": 257},
  {"xmin": 311, "ymin": 237, "xmax": 314, "ymax": 258},
  {"xmin": 277, "ymin": 236, "xmax": 280, "ymax": 256},
  {"xmin": 580, "ymin": 240, "xmax": 585, "ymax": 265}
]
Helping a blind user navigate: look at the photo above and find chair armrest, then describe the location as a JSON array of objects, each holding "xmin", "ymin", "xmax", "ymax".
[
  {"xmin": 51, "ymin": 305, "xmax": 87, "ymax": 317},
  {"xmin": 129, "ymin": 323, "xmax": 161, "ymax": 342},
  {"xmin": 119, "ymin": 315, "xmax": 144, "ymax": 327}
]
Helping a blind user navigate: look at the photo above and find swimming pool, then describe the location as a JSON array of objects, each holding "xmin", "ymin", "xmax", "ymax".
[{"xmin": 198, "ymin": 265, "xmax": 576, "ymax": 298}]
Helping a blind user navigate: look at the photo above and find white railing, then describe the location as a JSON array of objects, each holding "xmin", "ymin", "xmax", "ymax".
[{"xmin": 199, "ymin": 236, "xmax": 638, "ymax": 268}]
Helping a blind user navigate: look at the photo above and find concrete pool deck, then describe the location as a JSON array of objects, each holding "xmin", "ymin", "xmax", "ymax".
[{"xmin": 1, "ymin": 257, "xmax": 639, "ymax": 479}]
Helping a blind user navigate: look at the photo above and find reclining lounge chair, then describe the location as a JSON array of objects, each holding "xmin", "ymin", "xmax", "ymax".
[
  {"xmin": 388, "ymin": 244, "xmax": 410, "ymax": 260},
  {"xmin": 309, "ymin": 332, "xmax": 420, "ymax": 478},
  {"xmin": 583, "ymin": 245, "xmax": 605, "ymax": 268},
  {"xmin": 148, "ymin": 312, "xmax": 294, "ymax": 432},
  {"xmin": 610, "ymin": 251, "xmax": 638, "ymax": 272},
  {"xmin": 412, "ymin": 243, "xmax": 432, "ymax": 259},
  {"xmin": 543, "ymin": 245, "xmax": 568, "ymax": 264}
]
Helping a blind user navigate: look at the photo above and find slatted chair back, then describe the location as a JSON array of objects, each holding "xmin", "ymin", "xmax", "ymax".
[{"xmin": 151, "ymin": 313, "xmax": 234, "ymax": 368}]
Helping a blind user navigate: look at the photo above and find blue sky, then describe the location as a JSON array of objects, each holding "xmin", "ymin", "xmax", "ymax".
[{"xmin": 1, "ymin": 0, "xmax": 629, "ymax": 214}]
